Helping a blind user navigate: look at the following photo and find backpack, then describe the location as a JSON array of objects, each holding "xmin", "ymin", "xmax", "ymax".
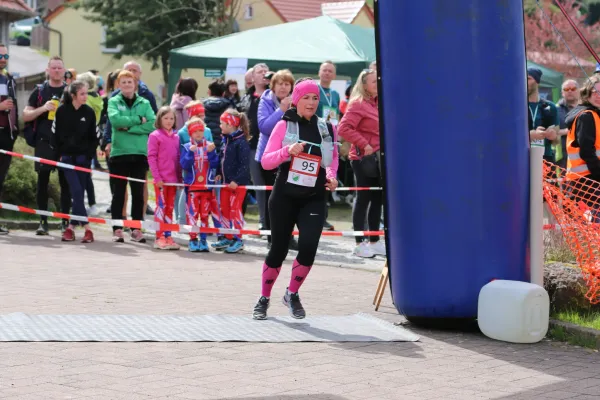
[{"xmin": 23, "ymin": 83, "xmax": 45, "ymax": 148}]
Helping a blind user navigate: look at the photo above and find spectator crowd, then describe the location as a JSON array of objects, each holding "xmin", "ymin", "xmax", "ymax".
[{"xmin": 0, "ymin": 48, "xmax": 385, "ymax": 259}]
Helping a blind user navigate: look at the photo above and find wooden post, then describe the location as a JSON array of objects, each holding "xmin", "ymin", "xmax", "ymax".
[{"xmin": 373, "ymin": 260, "xmax": 389, "ymax": 311}]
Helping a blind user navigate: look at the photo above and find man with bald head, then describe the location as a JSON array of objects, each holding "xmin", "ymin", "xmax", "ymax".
[{"xmin": 556, "ymin": 79, "xmax": 580, "ymax": 168}]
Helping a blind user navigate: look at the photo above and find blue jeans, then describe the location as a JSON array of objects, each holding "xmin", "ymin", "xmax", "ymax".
[
  {"xmin": 61, "ymin": 155, "xmax": 90, "ymax": 226},
  {"xmin": 175, "ymin": 187, "xmax": 186, "ymax": 225}
]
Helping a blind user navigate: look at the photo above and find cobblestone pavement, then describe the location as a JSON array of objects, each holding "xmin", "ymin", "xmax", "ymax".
[{"xmin": 1, "ymin": 228, "xmax": 599, "ymax": 400}]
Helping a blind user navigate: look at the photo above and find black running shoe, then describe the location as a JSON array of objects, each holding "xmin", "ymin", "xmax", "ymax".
[
  {"xmin": 35, "ymin": 220, "xmax": 49, "ymax": 236},
  {"xmin": 253, "ymin": 296, "xmax": 270, "ymax": 320},
  {"xmin": 323, "ymin": 220, "xmax": 335, "ymax": 231},
  {"xmin": 146, "ymin": 205, "xmax": 155, "ymax": 216},
  {"xmin": 282, "ymin": 289, "xmax": 306, "ymax": 319}
]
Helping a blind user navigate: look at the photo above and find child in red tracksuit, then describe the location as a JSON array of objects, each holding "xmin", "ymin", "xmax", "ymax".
[
  {"xmin": 180, "ymin": 118, "xmax": 220, "ymax": 252},
  {"xmin": 211, "ymin": 109, "xmax": 252, "ymax": 254},
  {"xmin": 148, "ymin": 106, "xmax": 182, "ymax": 251}
]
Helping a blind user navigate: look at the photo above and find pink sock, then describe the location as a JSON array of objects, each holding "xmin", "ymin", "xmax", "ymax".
[
  {"xmin": 261, "ymin": 263, "xmax": 281, "ymax": 298},
  {"xmin": 288, "ymin": 259, "xmax": 312, "ymax": 293}
]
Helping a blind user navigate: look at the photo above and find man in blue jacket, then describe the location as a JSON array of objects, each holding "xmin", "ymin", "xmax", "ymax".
[{"xmin": 103, "ymin": 61, "xmax": 158, "ymax": 216}]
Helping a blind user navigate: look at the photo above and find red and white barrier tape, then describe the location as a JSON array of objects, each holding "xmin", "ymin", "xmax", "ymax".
[
  {"xmin": 0, "ymin": 149, "xmax": 382, "ymax": 192},
  {"xmin": 0, "ymin": 202, "xmax": 384, "ymax": 237}
]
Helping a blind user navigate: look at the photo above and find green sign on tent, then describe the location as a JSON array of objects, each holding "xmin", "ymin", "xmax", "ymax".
[{"xmin": 204, "ymin": 69, "xmax": 224, "ymax": 78}]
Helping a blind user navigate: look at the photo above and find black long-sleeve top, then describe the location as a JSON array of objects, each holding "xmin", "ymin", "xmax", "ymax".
[{"xmin": 53, "ymin": 103, "xmax": 98, "ymax": 158}]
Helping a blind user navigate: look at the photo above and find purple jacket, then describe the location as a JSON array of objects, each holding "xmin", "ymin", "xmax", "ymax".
[{"xmin": 256, "ymin": 89, "xmax": 284, "ymax": 162}]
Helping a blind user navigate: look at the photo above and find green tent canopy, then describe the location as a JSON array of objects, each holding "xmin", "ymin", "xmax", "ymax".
[
  {"xmin": 526, "ymin": 60, "xmax": 563, "ymax": 89},
  {"xmin": 168, "ymin": 16, "xmax": 375, "ymax": 96}
]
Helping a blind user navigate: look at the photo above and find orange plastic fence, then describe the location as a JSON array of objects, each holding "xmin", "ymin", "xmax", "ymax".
[{"xmin": 542, "ymin": 160, "xmax": 600, "ymax": 304}]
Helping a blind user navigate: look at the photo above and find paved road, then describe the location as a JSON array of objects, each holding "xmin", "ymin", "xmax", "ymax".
[
  {"xmin": 0, "ymin": 229, "xmax": 599, "ymax": 400},
  {"xmin": 8, "ymin": 45, "xmax": 48, "ymax": 78}
]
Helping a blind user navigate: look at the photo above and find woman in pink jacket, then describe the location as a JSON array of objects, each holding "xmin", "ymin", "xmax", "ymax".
[
  {"xmin": 148, "ymin": 106, "xmax": 182, "ymax": 250},
  {"xmin": 338, "ymin": 69, "xmax": 384, "ymax": 258}
]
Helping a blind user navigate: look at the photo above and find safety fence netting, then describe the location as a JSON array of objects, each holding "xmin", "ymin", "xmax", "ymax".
[{"xmin": 542, "ymin": 160, "xmax": 600, "ymax": 304}]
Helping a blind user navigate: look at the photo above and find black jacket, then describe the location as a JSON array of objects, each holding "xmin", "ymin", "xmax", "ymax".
[
  {"xmin": 203, "ymin": 96, "xmax": 232, "ymax": 150},
  {"xmin": 565, "ymin": 105, "xmax": 600, "ymax": 179},
  {"xmin": 53, "ymin": 103, "xmax": 98, "ymax": 158},
  {"xmin": 0, "ymin": 72, "xmax": 18, "ymax": 150},
  {"xmin": 238, "ymin": 85, "xmax": 263, "ymax": 150}
]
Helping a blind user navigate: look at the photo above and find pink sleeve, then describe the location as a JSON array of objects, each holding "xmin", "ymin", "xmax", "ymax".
[
  {"xmin": 261, "ymin": 120, "xmax": 291, "ymax": 170},
  {"xmin": 326, "ymin": 124, "xmax": 339, "ymax": 180},
  {"xmin": 147, "ymin": 132, "xmax": 163, "ymax": 183},
  {"xmin": 337, "ymin": 101, "xmax": 369, "ymax": 150}
]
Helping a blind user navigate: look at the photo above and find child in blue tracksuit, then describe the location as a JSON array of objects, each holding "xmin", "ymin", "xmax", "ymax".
[
  {"xmin": 180, "ymin": 118, "xmax": 220, "ymax": 252},
  {"xmin": 211, "ymin": 109, "xmax": 251, "ymax": 254}
]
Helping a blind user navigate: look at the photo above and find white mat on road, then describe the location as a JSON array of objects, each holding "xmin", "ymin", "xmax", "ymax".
[{"xmin": 0, "ymin": 312, "xmax": 418, "ymax": 342}]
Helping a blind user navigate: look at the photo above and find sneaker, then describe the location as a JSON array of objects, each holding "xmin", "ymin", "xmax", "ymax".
[
  {"xmin": 188, "ymin": 239, "xmax": 201, "ymax": 252},
  {"xmin": 353, "ymin": 242, "xmax": 375, "ymax": 258},
  {"xmin": 165, "ymin": 236, "xmax": 180, "ymax": 250},
  {"xmin": 112, "ymin": 229, "xmax": 125, "ymax": 243},
  {"xmin": 87, "ymin": 205, "xmax": 99, "ymax": 216},
  {"xmin": 323, "ymin": 220, "xmax": 335, "ymax": 231},
  {"xmin": 105, "ymin": 207, "xmax": 111, "ymax": 214},
  {"xmin": 212, "ymin": 238, "xmax": 232, "ymax": 251},
  {"xmin": 369, "ymin": 241, "xmax": 386, "ymax": 256},
  {"xmin": 61, "ymin": 227, "xmax": 75, "ymax": 242},
  {"xmin": 225, "ymin": 239, "xmax": 244, "ymax": 253},
  {"xmin": 61, "ymin": 220, "xmax": 69, "ymax": 233},
  {"xmin": 282, "ymin": 288, "xmax": 306, "ymax": 319},
  {"xmin": 0, "ymin": 226, "xmax": 8, "ymax": 235},
  {"xmin": 253, "ymin": 296, "xmax": 270, "ymax": 320},
  {"xmin": 198, "ymin": 239, "xmax": 210, "ymax": 252},
  {"xmin": 145, "ymin": 205, "xmax": 155, "ymax": 216},
  {"xmin": 131, "ymin": 229, "xmax": 146, "ymax": 243},
  {"xmin": 81, "ymin": 229, "xmax": 94, "ymax": 243},
  {"xmin": 154, "ymin": 237, "xmax": 169, "ymax": 250},
  {"xmin": 35, "ymin": 220, "xmax": 49, "ymax": 236}
]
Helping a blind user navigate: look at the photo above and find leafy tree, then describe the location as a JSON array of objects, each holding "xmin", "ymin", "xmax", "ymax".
[
  {"xmin": 72, "ymin": 0, "xmax": 242, "ymax": 86},
  {"xmin": 525, "ymin": 0, "xmax": 600, "ymax": 77}
]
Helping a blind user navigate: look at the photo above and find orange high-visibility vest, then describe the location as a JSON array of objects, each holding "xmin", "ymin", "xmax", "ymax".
[{"xmin": 567, "ymin": 109, "xmax": 600, "ymax": 180}]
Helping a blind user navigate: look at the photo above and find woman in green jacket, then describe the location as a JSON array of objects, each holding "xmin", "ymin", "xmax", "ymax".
[{"xmin": 105, "ymin": 70, "xmax": 156, "ymax": 243}]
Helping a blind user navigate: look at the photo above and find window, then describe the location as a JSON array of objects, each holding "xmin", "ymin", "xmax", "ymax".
[
  {"xmin": 244, "ymin": 4, "xmax": 253, "ymax": 20},
  {"xmin": 100, "ymin": 26, "xmax": 123, "ymax": 54}
]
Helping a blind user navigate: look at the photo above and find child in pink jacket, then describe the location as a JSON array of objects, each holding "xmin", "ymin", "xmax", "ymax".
[{"xmin": 148, "ymin": 106, "xmax": 182, "ymax": 250}]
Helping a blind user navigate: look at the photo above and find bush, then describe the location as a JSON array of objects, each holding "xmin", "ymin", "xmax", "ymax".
[{"xmin": 1, "ymin": 137, "xmax": 60, "ymax": 209}]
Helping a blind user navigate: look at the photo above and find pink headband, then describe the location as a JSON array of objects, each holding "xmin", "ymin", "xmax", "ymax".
[{"xmin": 292, "ymin": 80, "xmax": 320, "ymax": 106}]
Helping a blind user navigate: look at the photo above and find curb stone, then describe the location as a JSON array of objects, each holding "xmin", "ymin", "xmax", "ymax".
[
  {"xmin": 0, "ymin": 219, "xmax": 62, "ymax": 231},
  {"xmin": 549, "ymin": 319, "xmax": 600, "ymax": 349}
]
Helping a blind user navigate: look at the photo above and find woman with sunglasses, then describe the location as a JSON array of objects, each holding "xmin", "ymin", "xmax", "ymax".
[{"xmin": 338, "ymin": 69, "xmax": 384, "ymax": 259}]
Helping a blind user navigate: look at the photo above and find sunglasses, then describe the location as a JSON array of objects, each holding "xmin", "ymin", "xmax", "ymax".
[
  {"xmin": 0, "ymin": 54, "xmax": 9, "ymax": 60},
  {"xmin": 563, "ymin": 87, "xmax": 577, "ymax": 92}
]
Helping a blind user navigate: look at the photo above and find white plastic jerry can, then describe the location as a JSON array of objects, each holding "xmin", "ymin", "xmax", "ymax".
[{"xmin": 477, "ymin": 280, "xmax": 550, "ymax": 344}]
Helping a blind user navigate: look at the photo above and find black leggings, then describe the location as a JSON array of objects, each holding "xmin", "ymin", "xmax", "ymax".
[
  {"xmin": 109, "ymin": 155, "xmax": 148, "ymax": 231},
  {"xmin": 261, "ymin": 167, "xmax": 277, "ymax": 243},
  {"xmin": 265, "ymin": 190, "xmax": 326, "ymax": 268},
  {"xmin": 37, "ymin": 169, "xmax": 71, "ymax": 223},
  {"xmin": 351, "ymin": 159, "xmax": 382, "ymax": 244}
]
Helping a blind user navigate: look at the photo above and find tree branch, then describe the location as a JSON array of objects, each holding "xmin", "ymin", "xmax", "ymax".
[{"xmin": 141, "ymin": 29, "xmax": 212, "ymax": 57}]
